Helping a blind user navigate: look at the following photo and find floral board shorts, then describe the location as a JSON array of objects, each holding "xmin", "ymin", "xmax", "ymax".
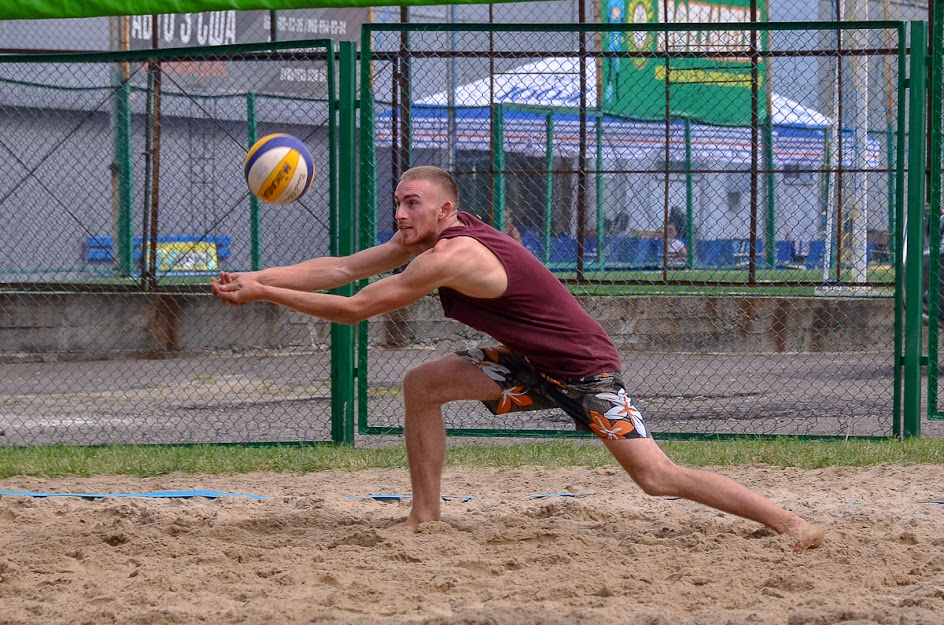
[{"xmin": 456, "ymin": 346, "xmax": 650, "ymax": 441}]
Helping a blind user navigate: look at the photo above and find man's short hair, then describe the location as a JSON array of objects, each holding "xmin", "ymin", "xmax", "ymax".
[{"xmin": 400, "ymin": 166, "xmax": 458, "ymax": 209}]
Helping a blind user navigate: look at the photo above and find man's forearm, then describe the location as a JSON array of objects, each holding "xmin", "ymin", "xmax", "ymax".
[
  {"xmin": 254, "ymin": 257, "xmax": 350, "ymax": 292},
  {"xmin": 258, "ymin": 284, "xmax": 363, "ymax": 324},
  {"xmin": 253, "ymin": 239, "xmax": 413, "ymax": 293}
]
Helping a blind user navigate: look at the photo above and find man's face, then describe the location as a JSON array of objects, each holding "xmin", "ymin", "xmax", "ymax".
[{"xmin": 394, "ymin": 178, "xmax": 450, "ymax": 247}]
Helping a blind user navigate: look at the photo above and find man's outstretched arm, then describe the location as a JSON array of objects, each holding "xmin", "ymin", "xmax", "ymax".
[
  {"xmin": 212, "ymin": 239, "xmax": 462, "ymax": 324},
  {"xmin": 215, "ymin": 234, "xmax": 417, "ymax": 294}
]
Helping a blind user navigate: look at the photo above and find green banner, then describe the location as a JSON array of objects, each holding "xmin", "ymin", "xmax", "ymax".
[
  {"xmin": 602, "ymin": 0, "xmax": 768, "ymax": 126},
  {"xmin": 0, "ymin": 0, "xmax": 506, "ymax": 22}
]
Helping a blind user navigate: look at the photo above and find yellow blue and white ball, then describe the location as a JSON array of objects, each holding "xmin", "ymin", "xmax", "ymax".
[{"xmin": 243, "ymin": 133, "xmax": 315, "ymax": 204}]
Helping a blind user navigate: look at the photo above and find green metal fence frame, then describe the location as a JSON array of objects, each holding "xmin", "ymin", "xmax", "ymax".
[
  {"xmin": 903, "ymin": 22, "xmax": 928, "ymax": 437},
  {"xmin": 1, "ymin": 39, "xmax": 356, "ymax": 446},
  {"xmin": 2, "ymin": 39, "xmax": 342, "ymax": 282},
  {"xmin": 3, "ymin": 22, "xmax": 937, "ymax": 444},
  {"xmin": 926, "ymin": 9, "xmax": 944, "ymax": 424},
  {"xmin": 353, "ymin": 20, "xmax": 917, "ymax": 441},
  {"xmin": 333, "ymin": 40, "xmax": 357, "ymax": 446}
]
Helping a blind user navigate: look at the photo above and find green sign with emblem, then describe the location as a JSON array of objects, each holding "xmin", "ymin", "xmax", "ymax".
[{"xmin": 602, "ymin": 0, "xmax": 768, "ymax": 126}]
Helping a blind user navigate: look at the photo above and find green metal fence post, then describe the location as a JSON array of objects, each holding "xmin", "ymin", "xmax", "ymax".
[
  {"xmin": 544, "ymin": 113, "xmax": 554, "ymax": 265},
  {"xmin": 903, "ymin": 21, "xmax": 928, "ymax": 438},
  {"xmin": 887, "ymin": 128, "xmax": 897, "ymax": 264},
  {"xmin": 246, "ymin": 92, "xmax": 262, "ymax": 271},
  {"xmin": 112, "ymin": 66, "xmax": 134, "ymax": 277},
  {"xmin": 492, "ymin": 104, "xmax": 505, "ymax": 233},
  {"xmin": 763, "ymin": 120, "xmax": 777, "ymax": 269},
  {"xmin": 927, "ymin": 9, "xmax": 944, "ymax": 420},
  {"xmin": 595, "ymin": 114, "xmax": 605, "ymax": 269},
  {"xmin": 357, "ymin": 34, "xmax": 377, "ymax": 437},
  {"xmin": 893, "ymin": 24, "xmax": 909, "ymax": 439},
  {"xmin": 332, "ymin": 40, "xmax": 356, "ymax": 446},
  {"xmin": 683, "ymin": 118, "xmax": 695, "ymax": 268}
]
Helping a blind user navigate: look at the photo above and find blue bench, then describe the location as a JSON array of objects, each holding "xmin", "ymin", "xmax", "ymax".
[
  {"xmin": 732, "ymin": 240, "xmax": 797, "ymax": 268},
  {"xmin": 87, "ymin": 235, "xmax": 231, "ymax": 275},
  {"xmin": 604, "ymin": 237, "xmax": 660, "ymax": 268}
]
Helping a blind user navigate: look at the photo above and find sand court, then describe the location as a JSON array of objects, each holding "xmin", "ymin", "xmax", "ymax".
[{"xmin": 1, "ymin": 464, "xmax": 943, "ymax": 624}]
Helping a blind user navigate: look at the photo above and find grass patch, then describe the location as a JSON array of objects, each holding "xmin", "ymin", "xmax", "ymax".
[
  {"xmin": 556, "ymin": 266, "xmax": 896, "ymax": 297},
  {"xmin": 0, "ymin": 438, "xmax": 943, "ymax": 479},
  {"xmin": 659, "ymin": 438, "xmax": 944, "ymax": 468}
]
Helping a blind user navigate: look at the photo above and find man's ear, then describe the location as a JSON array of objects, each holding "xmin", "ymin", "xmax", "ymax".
[{"xmin": 440, "ymin": 201, "xmax": 454, "ymax": 217}]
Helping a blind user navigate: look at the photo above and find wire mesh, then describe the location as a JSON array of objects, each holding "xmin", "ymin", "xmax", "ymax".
[
  {"xmin": 0, "ymin": 41, "xmax": 338, "ymax": 445},
  {"xmin": 927, "ymin": 5, "xmax": 944, "ymax": 423},
  {"xmin": 0, "ymin": 6, "xmax": 938, "ymax": 446},
  {"xmin": 360, "ymin": 22, "xmax": 905, "ymax": 439}
]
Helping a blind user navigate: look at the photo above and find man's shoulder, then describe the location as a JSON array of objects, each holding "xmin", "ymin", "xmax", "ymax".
[
  {"xmin": 425, "ymin": 235, "xmax": 489, "ymax": 261},
  {"xmin": 421, "ymin": 235, "xmax": 502, "ymax": 272}
]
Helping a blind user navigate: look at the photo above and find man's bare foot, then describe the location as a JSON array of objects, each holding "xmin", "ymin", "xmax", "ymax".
[
  {"xmin": 388, "ymin": 512, "xmax": 436, "ymax": 531},
  {"xmin": 388, "ymin": 517, "xmax": 419, "ymax": 531},
  {"xmin": 786, "ymin": 521, "xmax": 825, "ymax": 553}
]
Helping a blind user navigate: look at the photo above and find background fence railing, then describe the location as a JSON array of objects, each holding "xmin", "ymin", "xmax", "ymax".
[
  {"xmin": 0, "ymin": 40, "xmax": 345, "ymax": 446},
  {"xmin": 925, "ymin": 3, "xmax": 944, "ymax": 423},
  {"xmin": 1, "ymin": 17, "xmax": 942, "ymax": 447},
  {"xmin": 357, "ymin": 21, "xmax": 916, "ymax": 441}
]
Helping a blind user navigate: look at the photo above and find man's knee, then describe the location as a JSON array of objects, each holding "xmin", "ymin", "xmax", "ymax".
[
  {"xmin": 605, "ymin": 438, "xmax": 681, "ymax": 497},
  {"xmin": 402, "ymin": 366, "xmax": 422, "ymax": 390},
  {"xmin": 627, "ymin": 459, "xmax": 681, "ymax": 497},
  {"xmin": 403, "ymin": 365, "xmax": 433, "ymax": 396},
  {"xmin": 403, "ymin": 360, "xmax": 451, "ymax": 405},
  {"xmin": 403, "ymin": 353, "xmax": 502, "ymax": 408}
]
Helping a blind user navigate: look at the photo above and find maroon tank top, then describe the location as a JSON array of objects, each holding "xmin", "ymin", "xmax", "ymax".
[{"xmin": 437, "ymin": 212, "xmax": 621, "ymax": 379}]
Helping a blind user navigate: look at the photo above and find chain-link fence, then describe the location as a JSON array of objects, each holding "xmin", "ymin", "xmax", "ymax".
[
  {"xmin": 1, "ymin": 6, "xmax": 941, "ymax": 447},
  {"xmin": 0, "ymin": 40, "xmax": 342, "ymax": 445},
  {"xmin": 359, "ymin": 21, "xmax": 910, "ymax": 440},
  {"xmin": 927, "ymin": 6, "xmax": 944, "ymax": 421}
]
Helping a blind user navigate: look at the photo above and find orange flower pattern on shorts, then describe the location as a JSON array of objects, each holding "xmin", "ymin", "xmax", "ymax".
[
  {"xmin": 588, "ymin": 410, "xmax": 638, "ymax": 439},
  {"xmin": 496, "ymin": 386, "xmax": 535, "ymax": 414},
  {"xmin": 464, "ymin": 347, "xmax": 512, "ymax": 383},
  {"xmin": 593, "ymin": 388, "xmax": 647, "ymax": 438}
]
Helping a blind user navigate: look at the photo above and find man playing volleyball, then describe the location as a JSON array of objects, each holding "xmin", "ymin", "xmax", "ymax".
[{"xmin": 212, "ymin": 165, "xmax": 825, "ymax": 553}]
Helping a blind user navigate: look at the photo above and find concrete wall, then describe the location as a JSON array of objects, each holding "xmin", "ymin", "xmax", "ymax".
[
  {"xmin": 0, "ymin": 291, "xmax": 894, "ymax": 361},
  {"xmin": 374, "ymin": 294, "xmax": 894, "ymax": 354},
  {"xmin": 0, "ymin": 292, "xmax": 325, "ymax": 360}
]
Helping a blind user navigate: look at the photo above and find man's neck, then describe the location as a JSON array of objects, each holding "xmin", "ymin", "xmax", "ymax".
[{"xmin": 438, "ymin": 212, "xmax": 461, "ymax": 232}]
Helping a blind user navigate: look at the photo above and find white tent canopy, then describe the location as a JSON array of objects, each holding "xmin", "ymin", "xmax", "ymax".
[
  {"xmin": 418, "ymin": 56, "xmax": 833, "ymax": 128},
  {"xmin": 381, "ymin": 57, "xmax": 878, "ymax": 168}
]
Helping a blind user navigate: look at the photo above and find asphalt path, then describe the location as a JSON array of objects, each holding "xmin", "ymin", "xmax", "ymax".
[{"xmin": 0, "ymin": 346, "xmax": 928, "ymax": 447}]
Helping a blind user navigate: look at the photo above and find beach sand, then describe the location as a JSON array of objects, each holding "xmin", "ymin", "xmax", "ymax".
[{"xmin": 2, "ymin": 463, "xmax": 943, "ymax": 624}]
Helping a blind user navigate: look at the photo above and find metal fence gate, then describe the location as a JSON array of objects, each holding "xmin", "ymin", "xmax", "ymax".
[
  {"xmin": 356, "ymin": 21, "xmax": 927, "ymax": 440},
  {"xmin": 924, "ymin": 8, "xmax": 944, "ymax": 429},
  {"xmin": 0, "ymin": 39, "xmax": 353, "ymax": 446},
  {"xmin": 2, "ymin": 21, "xmax": 941, "ymax": 447}
]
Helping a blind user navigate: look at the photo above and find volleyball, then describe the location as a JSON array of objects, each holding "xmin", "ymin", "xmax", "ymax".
[{"xmin": 243, "ymin": 133, "xmax": 315, "ymax": 204}]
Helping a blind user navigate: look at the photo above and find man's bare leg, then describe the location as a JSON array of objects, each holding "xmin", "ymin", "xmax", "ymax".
[
  {"xmin": 398, "ymin": 354, "xmax": 501, "ymax": 529},
  {"xmin": 604, "ymin": 437, "xmax": 824, "ymax": 552}
]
